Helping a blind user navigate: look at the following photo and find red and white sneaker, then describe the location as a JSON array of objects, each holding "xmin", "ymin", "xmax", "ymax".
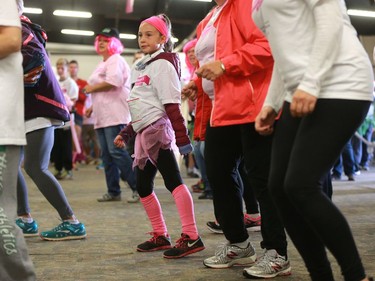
[{"xmin": 244, "ymin": 214, "xmax": 261, "ymax": 232}]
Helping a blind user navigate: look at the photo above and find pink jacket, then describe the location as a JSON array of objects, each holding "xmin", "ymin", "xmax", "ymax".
[{"xmin": 195, "ymin": 0, "xmax": 273, "ymax": 127}]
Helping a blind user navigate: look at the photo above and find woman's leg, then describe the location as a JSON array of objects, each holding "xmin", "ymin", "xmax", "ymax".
[
  {"xmin": 21, "ymin": 127, "xmax": 74, "ymax": 219},
  {"xmin": 205, "ymin": 124, "xmax": 247, "ymax": 243},
  {"xmin": 271, "ymin": 100, "xmax": 369, "ymax": 281}
]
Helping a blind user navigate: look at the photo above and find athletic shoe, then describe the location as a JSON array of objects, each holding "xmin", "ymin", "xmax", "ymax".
[
  {"xmin": 40, "ymin": 221, "xmax": 87, "ymax": 241},
  {"xmin": 244, "ymin": 214, "xmax": 261, "ymax": 232},
  {"xmin": 243, "ymin": 249, "xmax": 291, "ymax": 279},
  {"xmin": 65, "ymin": 170, "xmax": 73, "ymax": 180},
  {"xmin": 163, "ymin": 233, "xmax": 205, "ymax": 259},
  {"xmin": 137, "ymin": 233, "xmax": 172, "ymax": 252},
  {"xmin": 54, "ymin": 170, "xmax": 67, "ymax": 180},
  {"xmin": 15, "ymin": 218, "xmax": 39, "ymax": 237},
  {"xmin": 97, "ymin": 193, "xmax": 121, "ymax": 202},
  {"xmin": 127, "ymin": 191, "xmax": 140, "ymax": 203},
  {"xmin": 191, "ymin": 180, "xmax": 204, "ymax": 193},
  {"xmin": 206, "ymin": 221, "xmax": 223, "ymax": 234},
  {"xmin": 203, "ymin": 241, "xmax": 256, "ymax": 268}
]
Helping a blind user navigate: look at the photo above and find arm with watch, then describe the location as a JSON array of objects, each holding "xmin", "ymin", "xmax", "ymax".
[{"xmin": 195, "ymin": 59, "xmax": 226, "ymax": 82}]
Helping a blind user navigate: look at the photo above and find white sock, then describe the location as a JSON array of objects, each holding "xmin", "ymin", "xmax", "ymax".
[
  {"xmin": 232, "ymin": 239, "xmax": 249, "ymax": 248},
  {"xmin": 21, "ymin": 217, "xmax": 33, "ymax": 223}
]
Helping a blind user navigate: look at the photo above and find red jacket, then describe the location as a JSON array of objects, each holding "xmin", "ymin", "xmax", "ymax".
[
  {"xmin": 193, "ymin": 75, "xmax": 212, "ymax": 141},
  {"xmin": 194, "ymin": 0, "xmax": 273, "ymax": 127}
]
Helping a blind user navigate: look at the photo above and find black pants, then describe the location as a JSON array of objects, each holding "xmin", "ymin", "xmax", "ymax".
[
  {"xmin": 270, "ymin": 100, "xmax": 370, "ymax": 281},
  {"xmin": 136, "ymin": 148, "xmax": 183, "ymax": 198},
  {"xmin": 205, "ymin": 122, "xmax": 287, "ymax": 255},
  {"xmin": 53, "ymin": 128, "xmax": 73, "ymax": 172}
]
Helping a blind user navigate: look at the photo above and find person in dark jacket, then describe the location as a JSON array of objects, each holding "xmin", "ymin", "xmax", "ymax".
[{"xmin": 15, "ymin": 0, "xmax": 86, "ymax": 241}]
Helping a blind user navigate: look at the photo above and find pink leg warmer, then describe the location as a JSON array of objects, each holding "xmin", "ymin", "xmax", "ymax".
[
  {"xmin": 140, "ymin": 192, "xmax": 168, "ymax": 236},
  {"xmin": 172, "ymin": 184, "xmax": 199, "ymax": 240}
]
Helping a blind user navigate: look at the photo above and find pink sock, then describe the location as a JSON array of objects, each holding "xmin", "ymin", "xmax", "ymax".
[
  {"xmin": 140, "ymin": 192, "xmax": 168, "ymax": 236},
  {"xmin": 172, "ymin": 184, "xmax": 199, "ymax": 240}
]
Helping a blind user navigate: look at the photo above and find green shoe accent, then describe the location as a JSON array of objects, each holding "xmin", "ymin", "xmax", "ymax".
[{"xmin": 40, "ymin": 221, "xmax": 86, "ymax": 241}]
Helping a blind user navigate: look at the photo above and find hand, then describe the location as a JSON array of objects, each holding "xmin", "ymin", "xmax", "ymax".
[
  {"xmin": 83, "ymin": 85, "xmax": 92, "ymax": 94},
  {"xmin": 290, "ymin": 89, "xmax": 317, "ymax": 117},
  {"xmin": 182, "ymin": 81, "xmax": 198, "ymax": 101},
  {"xmin": 195, "ymin": 60, "xmax": 225, "ymax": 81},
  {"xmin": 85, "ymin": 106, "xmax": 93, "ymax": 118},
  {"xmin": 114, "ymin": 135, "xmax": 126, "ymax": 148},
  {"xmin": 255, "ymin": 106, "xmax": 277, "ymax": 136}
]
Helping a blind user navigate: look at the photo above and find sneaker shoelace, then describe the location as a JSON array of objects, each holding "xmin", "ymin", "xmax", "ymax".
[
  {"xmin": 214, "ymin": 242, "xmax": 231, "ymax": 257},
  {"xmin": 175, "ymin": 234, "xmax": 189, "ymax": 248},
  {"xmin": 255, "ymin": 250, "xmax": 284, "ymax": 271}
]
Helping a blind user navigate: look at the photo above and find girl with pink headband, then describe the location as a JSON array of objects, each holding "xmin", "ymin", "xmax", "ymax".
[{"xmin": 114, "ymin": 14, "xmax": 205, "ymax": 259}]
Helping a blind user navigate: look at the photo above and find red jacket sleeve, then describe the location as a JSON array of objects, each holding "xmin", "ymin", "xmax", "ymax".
[{"xmin": 164, "ymin": 103, "xmax": 191, "ymax": 147}]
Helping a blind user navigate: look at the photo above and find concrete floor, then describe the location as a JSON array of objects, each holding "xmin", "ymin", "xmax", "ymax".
[{"xmin": 22, "ymin": 163, "xmax": 375, "ymax": 281}]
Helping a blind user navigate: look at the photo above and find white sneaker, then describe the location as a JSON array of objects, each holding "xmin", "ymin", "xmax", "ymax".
[
  {"xmin": 127, "ymin": 191, "xmax": 140, "ymax": 203},
  {"xmin": 203, "ymin": 241, "xmax": 256, "ymax": 269},
  {"xmin": 243, "ymin": 249, "xmax": 291, "ymax": 278}
]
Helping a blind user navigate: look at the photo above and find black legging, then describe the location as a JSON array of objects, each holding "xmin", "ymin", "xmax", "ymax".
[
  {"xmin": 269, "ymin": 99, "xmax": 370, "ymax": 281},
  {"xmin": 136, "ymin": 148, "xmax": 183, "ymax": 198}
]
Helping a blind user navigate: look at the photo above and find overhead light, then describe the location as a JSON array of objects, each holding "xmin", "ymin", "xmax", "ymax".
[
  {"xmin": 172, "ymin": 37, "xmax": 179, "ymax": 43},
  {"xmin": 24, "ymin": 7, "xmax": 43, "ymax": 14},
  {"xmin": 120, "ymin": 33, "xmax": 137, "ymax": 40},
  {"xmin": 61, "ymin": 29, "xmax": 94, "ymax": 36},
  {"xmin": 53, "ymin": 10, "xmax": 92, "ymax": 18},
  {"xmin": 347, "ymin": 9, "xmax": 375, "ymax": 18}
]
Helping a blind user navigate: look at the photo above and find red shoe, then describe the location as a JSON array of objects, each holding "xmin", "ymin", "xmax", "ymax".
[{"xmin": 244, "ymin": 214, "xmax": 261, "ymax": 232}]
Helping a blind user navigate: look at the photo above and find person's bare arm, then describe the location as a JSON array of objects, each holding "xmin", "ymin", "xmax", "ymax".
[{"xmin": 0, "ymin": 26, "xmax": 21, "ymax": 59}]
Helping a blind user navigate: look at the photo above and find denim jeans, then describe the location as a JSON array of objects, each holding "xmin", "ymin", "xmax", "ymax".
[
  {"xmin": 193, "ymin": 140, "xmax": 211, "ymax": 193},
  {"xmin": 96, "ymin": 125, "xmax": 136, "ymax": 196},
  {"xmin": 332, "ymin": 140, "xmax": 356, "ymax": 176}
]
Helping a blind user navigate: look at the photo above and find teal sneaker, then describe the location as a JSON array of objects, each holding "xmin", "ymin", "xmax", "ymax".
[
  {"xmin": 15, "ymin": 218, "xmax": 39, "ymax": 237},
  {"xmin": 40, "ymin": 221, "xmax": 87, "ymax": 241}
]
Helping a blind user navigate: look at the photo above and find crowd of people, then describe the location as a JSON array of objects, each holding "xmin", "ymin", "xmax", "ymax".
[{"xmin": 2, "ymin": 0, "xmax": 374, "ymax": 280}]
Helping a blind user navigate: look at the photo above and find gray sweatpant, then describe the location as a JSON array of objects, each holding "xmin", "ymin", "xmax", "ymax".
[
  {"xmin": 0, "ymin": 145, "xmax": 36, "ymax": 281},
  {"xmin": 17, "ymin": 126, "xmax": 74, "ymax": 219}
]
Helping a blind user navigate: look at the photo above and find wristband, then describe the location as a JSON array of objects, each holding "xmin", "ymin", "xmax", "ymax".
[{"xmin": 220, "ymin": 61, "xmax": 226, "ymax": 73}]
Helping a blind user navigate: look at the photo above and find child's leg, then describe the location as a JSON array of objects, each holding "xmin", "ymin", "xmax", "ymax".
[
  {"xmin": 137, "ymin": 163, "xmax": 167, "ymax": 236},
  {"xmin": 157, "ymin": 149, "xmax": 199, "ymax": 239}
]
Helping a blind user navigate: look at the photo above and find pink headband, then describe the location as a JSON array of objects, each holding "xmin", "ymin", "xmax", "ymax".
[
  {"xmin": 183, "ymin": 39, "xmax": 197, "ymax": 54},
  {"xmin": 142, "ymin": 16, "xmax": 169, "ymax": 41}
]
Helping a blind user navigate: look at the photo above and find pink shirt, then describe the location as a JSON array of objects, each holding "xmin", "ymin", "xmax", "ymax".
[{"xmin": 88, "ymin": 54, "xmax": 132, "ymax": 129}]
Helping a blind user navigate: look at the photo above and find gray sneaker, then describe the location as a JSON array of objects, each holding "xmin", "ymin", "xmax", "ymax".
[
  {"xmin": 203, "ymin": 241, "xmax": 256, "ymax": 269},
  {"xmin": 127, "ymin": 191, "xmax": 140, "ymax": 203},
  {"xmin": 97, "ymin": 193, "xmax": 121, "ymax": 202},
  {"xmin": 243, "ymin": 249, "xmax": 291, "ymax": 278}
]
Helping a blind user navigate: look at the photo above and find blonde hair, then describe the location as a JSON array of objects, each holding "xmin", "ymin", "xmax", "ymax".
[{"xmin": 56, "ymin": 58, "xmax": 69, "ymax": 67}]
